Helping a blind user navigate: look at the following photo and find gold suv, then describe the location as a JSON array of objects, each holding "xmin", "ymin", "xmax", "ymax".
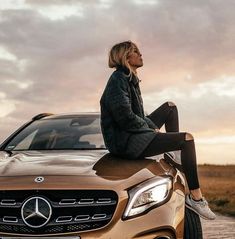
[{"xmin": 0, "ymin": 113, "xmax": 202, "ymax": 239}]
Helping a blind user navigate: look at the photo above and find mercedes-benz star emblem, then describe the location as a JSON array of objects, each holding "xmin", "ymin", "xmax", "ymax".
[
  {"xmin": 21, "ymin": 196, "xmax": 52, "ymax": 228},
  {"xmin": 34, "ymin": 176, "xmax": 44, "ymax": 183}
]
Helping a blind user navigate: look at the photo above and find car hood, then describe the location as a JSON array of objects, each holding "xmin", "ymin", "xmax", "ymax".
[{"xmin": 0, "ymin": 150, "xmax": 177, "ymax": 190}]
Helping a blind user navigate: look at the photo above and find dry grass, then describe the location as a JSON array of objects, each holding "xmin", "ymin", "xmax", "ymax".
[{"xmin": 198, "ymin": 164, "xmax": 235, "ymax": 217}]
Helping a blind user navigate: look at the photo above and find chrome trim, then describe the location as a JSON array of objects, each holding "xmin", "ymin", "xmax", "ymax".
[
  {"xmin": 21, "ymin": 196, "xmax": 52, "ymax": 228},
  {"xmin": 1, "ymin": 199, "xmax": 16, "ymax": 206},
  {"xmin": 3, "ymin": 216, "xmax": 18, "ymax": 223},
  {"xmin": 34, "ymin": 176, "xmax": 44, "ymax": 183},
  {"xmin": 75, "ymin": 215, "xmax": 90, "ymax": 221},
  {"xmin": 59, "ymin": 199, "xmax": 76, "ymax": 205},
  {"xmin": 78, "ymin": 199, "xmax": 94, "ymax": 204},
  {"xmin": 92, "ymin": 214, "xmax": 107, "ymax": 220},
  {"xmin": 56, "ymin": 216, "xmax": 73, "ymax": 223},
  {"xmin": 97, "ymin": 198, "xmax": 112, "ymax": 204}
]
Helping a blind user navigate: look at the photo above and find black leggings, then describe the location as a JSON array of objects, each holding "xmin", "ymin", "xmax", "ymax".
[{"xmin": 140, "ymin": 102, "xmax": 200, "ymax": 190}]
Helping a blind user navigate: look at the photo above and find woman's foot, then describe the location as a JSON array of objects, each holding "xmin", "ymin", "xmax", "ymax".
[{"xmin": 185, "ymin": 194, "xmax": 216, "ymax": 220}]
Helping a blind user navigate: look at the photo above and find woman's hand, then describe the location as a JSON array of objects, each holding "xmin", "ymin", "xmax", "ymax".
[{"xmin": 155, "ymin": 128, "xmax": 160, "ymax": 133}]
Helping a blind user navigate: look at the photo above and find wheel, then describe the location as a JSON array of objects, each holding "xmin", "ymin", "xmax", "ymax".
[{"xmin": 184, "ymin": 207, "xmax": 203, "ymax": 239}]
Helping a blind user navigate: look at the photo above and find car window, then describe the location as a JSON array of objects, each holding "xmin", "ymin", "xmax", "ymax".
[
  {"xmin": 5, "ymin": 116, "xmax": 106, "ymax": 151},
  {"xmin": 13, "ymin": 130, "xmax": 38, "ymax": 150}
]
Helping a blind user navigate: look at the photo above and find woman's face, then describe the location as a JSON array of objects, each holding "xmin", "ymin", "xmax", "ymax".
[{"xmin": 127, "ymin": 46, "xmax": 143, "ymax": 69}]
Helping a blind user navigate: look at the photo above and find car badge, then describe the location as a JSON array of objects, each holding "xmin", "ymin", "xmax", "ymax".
[
  {"xmin": 21, "ymin": 196, "xmax": 52, "ymax": 228},
  {"xmin": 35, "ymin": 176, "xmax": 44, "ymax": 183}
]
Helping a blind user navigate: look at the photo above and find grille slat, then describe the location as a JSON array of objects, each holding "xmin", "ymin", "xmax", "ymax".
[
  {"xmin": 78, "ymin": 198, "xmax": 94, "ymax": 205},
  {"xmin": 0, "ymin": 190, "xmax": 118, "ymax": 235},
  {"xmin": 75, "ymin": 215, "xmax": 90, "ymax": 222},
  {"xmin": 92, "ymin": 213, "xmax": 107, "ymax": 220},
  {"xmin": 1, "ymin": 199, "xmax": 17, "ymax": 206},
  {"xmin": 56, "ymin": 216, "xmax": 73, "ymax": 223},
  {"xmin": 59, "ymin": 199, "xmax": 76, "ymax": 205},
  {"xmin": 97, "ymin": 198, "xmax": 112, "ymax": 204},
  {"xmin": 3, "ymin": 216, "xmax": 18, "ymax": 223}
]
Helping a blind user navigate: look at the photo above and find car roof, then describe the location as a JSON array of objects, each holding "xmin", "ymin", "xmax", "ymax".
[{"xmin": 34, "ymin": 112, "xmax": 100, "ymax": 121}]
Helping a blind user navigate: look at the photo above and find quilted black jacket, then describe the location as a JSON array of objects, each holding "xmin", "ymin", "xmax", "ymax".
[{"xmin": 100, "ymin": 67, "xmax": 157, "ymax": 159}]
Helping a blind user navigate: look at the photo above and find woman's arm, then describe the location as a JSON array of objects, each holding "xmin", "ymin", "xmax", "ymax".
[
  {"xmin": 144, "ymin": 116, "xmax": 157, "ymax": 129},
  {"xmin": 106, "ymin": 75, "xmax": 154, "ymax": 133}
]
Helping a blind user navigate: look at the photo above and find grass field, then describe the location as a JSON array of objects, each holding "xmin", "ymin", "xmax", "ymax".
[{"xmin": 198, "ymin": 164, "xmax": 235, "ymax": 217}]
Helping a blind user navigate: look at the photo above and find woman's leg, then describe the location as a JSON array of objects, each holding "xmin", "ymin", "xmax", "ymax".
[
  {"xmin": 146, "ymin": 102, "xmax": 199, "ymax": 188},
  {"xmin": 143, "ymin": 102, "xmax": 215, "ymax": 219},
  {"xmin": 140, "ymin": 131, "xmax": 200, "ymax": 191},
  {"xmin": 146, "ymin": 102, "xmax": 202, "ymax": 197},
  {"xmin": 183, "ymin": 133, "xmax": 202, "ymax": 200},
  {"xmin": 147, "ymin": 101, "xmax": 179, "ymax": 132},
  {"xmin": 141, "ymin": 132, "xmax": 217, "ymax": 219}
]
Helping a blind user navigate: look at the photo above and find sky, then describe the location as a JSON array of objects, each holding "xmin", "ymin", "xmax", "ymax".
[{"xmin": 0, "ymin": 0, "xmax": 234, "ymax": 164}]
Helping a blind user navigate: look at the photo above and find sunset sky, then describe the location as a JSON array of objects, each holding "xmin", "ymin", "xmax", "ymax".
[{"xmin": 0, "ymin": 0, "xmax": 234, "ymax": 164}]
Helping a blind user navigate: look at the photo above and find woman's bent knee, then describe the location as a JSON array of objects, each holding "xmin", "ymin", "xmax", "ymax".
[
  {"xmin": 185, "ymin": 132, "xmax": 194, "ymax": 141},
  {"xmin": 167, "ymin": 101, "xmax": 176, "ymax": 107}
]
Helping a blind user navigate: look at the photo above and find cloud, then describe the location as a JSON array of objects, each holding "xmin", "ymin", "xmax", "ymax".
[
  {"xmin": 0, "ymin": 0, "xmax": 234, "ymax": 165},
  {"xmin": 144, "ymin": 76, "xmax": 235, "ymax": 134},
  {"xmin": 25, "ymin": 0, "xmax": 102, "ymax": 6},
  {"xmin": 0, "ymin": 99, "xmax": 16, "ymax": 118}
]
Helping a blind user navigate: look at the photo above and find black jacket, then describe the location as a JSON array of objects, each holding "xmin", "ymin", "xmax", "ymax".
[{"xmin": 100, "ymin": 67, "xmax": 157, "ymax": 159}]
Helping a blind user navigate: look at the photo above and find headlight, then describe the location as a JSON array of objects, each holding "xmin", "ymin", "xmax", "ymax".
[{"xmin": 123, "ymin": 176, "xmax": 172, "ymax": 219}]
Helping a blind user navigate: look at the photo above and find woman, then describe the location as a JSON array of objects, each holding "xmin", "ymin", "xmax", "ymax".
[{"xmin": 100, "ymin": 40, "xmax": 215, "ymax": 220}]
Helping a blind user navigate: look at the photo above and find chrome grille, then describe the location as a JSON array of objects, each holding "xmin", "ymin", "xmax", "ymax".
[{"xmin": 0, "ymin": 190, "xmax": 118, "ymax": 235}]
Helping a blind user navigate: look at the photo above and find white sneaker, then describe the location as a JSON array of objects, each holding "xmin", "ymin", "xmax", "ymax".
[
  {"xmin": 164, "ymin": 151, "xmax": 182, "ymax": 171},
  {"xmin": 185, "ymin": 194, "xmax": 216, "ymax": 220}
]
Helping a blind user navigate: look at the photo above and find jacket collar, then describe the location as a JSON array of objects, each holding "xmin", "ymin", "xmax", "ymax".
[
  {"xmin": 116, "ymin": 66, "xmax": 130, "ymax": 75},
  {"xmin": 116, "ymin": 66, "xmax": 140, "ymax": 86}
]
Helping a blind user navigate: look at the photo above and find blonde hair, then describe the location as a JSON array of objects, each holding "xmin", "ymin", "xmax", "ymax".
[{"xmin": 108, "ymin": 41, "xmax": 137, "ymax": 76}]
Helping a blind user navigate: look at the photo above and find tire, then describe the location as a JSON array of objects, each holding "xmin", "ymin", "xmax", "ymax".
[{"xmin": 184, "ymin": 207, "xmax": 203, "ymax": 239}]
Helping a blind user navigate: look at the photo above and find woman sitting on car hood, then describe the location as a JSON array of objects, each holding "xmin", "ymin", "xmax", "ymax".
[{"xmin": 100, "ymin": 40, "xmax": 216, "ymax": 220}]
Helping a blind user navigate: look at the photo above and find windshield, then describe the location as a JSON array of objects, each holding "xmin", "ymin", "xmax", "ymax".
[{"xmin": 4, "ymin": 115, "xmax": 106, "ymax": 151}]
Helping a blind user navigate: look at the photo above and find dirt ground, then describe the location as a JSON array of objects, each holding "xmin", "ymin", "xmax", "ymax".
[
  {"xmin": 202, "ymin": 213, "xmax": 235, "ymax": 239},
  {"xmin": 197, "ymin": 165, "xmax": 235, "ymax": 238}
]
